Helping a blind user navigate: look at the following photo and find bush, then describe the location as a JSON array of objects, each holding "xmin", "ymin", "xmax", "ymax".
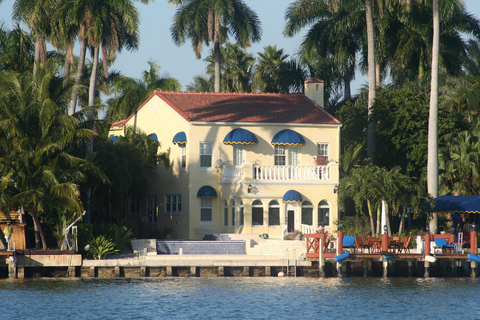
[
  {"xmin": 87, "ymin": 235, "xmax": 119, "ymax": 260},
  {"xmin": 335, "ymin": 215, "xmax": 371, "ymax": 236}
]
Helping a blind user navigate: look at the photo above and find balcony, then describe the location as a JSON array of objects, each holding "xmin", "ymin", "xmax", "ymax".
[{"xmin": 222, "ymin": 164, "xmax": 330, "ymax": 181}]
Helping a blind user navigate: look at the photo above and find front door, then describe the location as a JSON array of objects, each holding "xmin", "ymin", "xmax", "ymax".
[{"xmin": 287, "ymin": 210, "xmax": 295, "ymax": 232}]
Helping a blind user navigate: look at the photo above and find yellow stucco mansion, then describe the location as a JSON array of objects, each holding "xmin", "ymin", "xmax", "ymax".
[{"xmin": 109, "ymin": 78, "xmax": 341, "ymax": 240}]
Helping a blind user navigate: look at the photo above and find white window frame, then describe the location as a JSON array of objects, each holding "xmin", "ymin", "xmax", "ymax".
[
  {"xmin": 252, "ymin": 200, "xmax": 264, "ymax": 226},
  {"xmin": 165, "ymin": 195, "xmax": 182, "ymax": 215},
  {"xmin": 200, "ymin": 142, "xmax": 213, "ymax": 168},
  {"xmin": 301, "ymin": 201, "xmax": 313, "ymax": 226},
  {"xmin": 200, "ymin": 198, "xmax": 213, "ymax": 224},
  {"xmin": 317, "ymin": 143, "xmax": 329, "ymax": 164},
  {"xmin": 180, "ymin": 144, "xmax": 186, "ymax": 171},
  {"xmin": 233, "ymin": 145, "xmax": 245, "ymax": 165},
  {"xmin": 274, "ymin": 145, "xmax": 286, "ymax": 166},
  {"xmin": 289, "ymin": 146, "xmax": 299, "ymax": 165},
  {"xmin": 268, "ymin": 200, "xmax": 280, "ymax": 226},
  {"xmin": 318, "ymin": 200, "xmax": 330, "ymax": 227}
]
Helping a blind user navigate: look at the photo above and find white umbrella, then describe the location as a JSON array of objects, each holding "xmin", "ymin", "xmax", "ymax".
[{"xmin": 381, "ymin": 200, "xmax": 387, "ymax": 235}]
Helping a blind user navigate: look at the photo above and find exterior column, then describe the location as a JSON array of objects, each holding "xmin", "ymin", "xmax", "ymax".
[{"xmin": 424, "ymin": 234, "xmax": 431, "ymax": 278}]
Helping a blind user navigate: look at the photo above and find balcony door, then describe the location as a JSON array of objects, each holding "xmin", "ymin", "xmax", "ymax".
[
  {"xmin": 289, "ymin": 147, "xmax": 299, "ymax": 165},
  {"xmin": 233, "ymin": 145, "xmax": 244, "ymax": 165}
]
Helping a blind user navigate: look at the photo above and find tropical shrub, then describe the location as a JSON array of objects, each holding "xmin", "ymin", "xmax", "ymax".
[{"xmin": 87, "ymin": 235, "xmax": 119, "ymax": 260}]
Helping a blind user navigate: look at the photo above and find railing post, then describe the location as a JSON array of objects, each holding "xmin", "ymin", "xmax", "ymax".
[{"xmin": 471, "ymin": 231, "xmax": 477, "ymax": 278}]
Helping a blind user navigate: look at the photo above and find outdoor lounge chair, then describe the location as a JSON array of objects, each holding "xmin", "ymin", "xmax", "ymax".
[
  {"xmin": 343, "ymin": 236, "xmax": 356, "ymax": 252},
  {"xmin": 434, "ymin": 238, "xmax": 455, "ymax": 253}
]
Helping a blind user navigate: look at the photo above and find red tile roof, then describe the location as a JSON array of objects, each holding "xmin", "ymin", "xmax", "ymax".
[{"xmin": 112, "ymin": 91, "xmax": 341, "ymax": 127}]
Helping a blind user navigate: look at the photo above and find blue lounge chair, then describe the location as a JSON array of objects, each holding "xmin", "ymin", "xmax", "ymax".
[
  {"xmin": 343, "ymin": 236, "xmax": 356, "ymax": 252},
  {"xmin": 433, "ymin": 238, "xmax": 455, "ymax": 253}
]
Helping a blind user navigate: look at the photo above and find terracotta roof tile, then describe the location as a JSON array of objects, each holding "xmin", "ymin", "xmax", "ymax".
[
  {"xmin": 113, "ymin": 91, "xmax": 341, "ymax": 127},
  {"xmin": 156, "ymin": 91, "xmax": 340, "ymax": 125}
]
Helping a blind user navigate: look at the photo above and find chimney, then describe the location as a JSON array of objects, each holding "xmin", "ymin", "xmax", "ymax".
[{"xmin": 304, "ymin": 78, "xmax": 324, "ymax": 108}]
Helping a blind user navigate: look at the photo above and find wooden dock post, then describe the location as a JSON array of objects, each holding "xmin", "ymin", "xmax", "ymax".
[
  {"xmin": 408, "ymin": 260, "xmax": 413, "ymax": 277},
  {"xmin": 382, "ymin": 260, "xmax": 388, "ymax": 278},
  {"xmin": 265, "ymin": 266, "xmax": 271, "ymax": 277},
  {"xmin": 218, "ymin": 266, "xmax": 224, "ymax": 276},
  {"xmin": 89, "ymin": 266, "xmax": 96, "ymax": 278},
  {"xmin": 67, "ymin": 266, "xmax": 76, "ymax": 277},
  {"xmin": 190, "ymin": 267, "xmax": 196, "ymax": 277},
  {"xmin": 319, "ymin": 236, "xmax": 325, "ymax": 277},
  {"xmin": 471, "ymin": 230, "xmax": 478, "ymax": 278},
  {"xmin": 243, "ymin": 266, "xmax": 250, "ymax": 276},
  {"xmin": 166, "ymin": 266, "xmax": 173, "ymax": 276},
  {"xmin": 337, "ymin": 230, "xmax": 344, "ymax": 277},
  {"xmin": 140, "ymin": 267, "xmax": 147, "ymax": 277},
  {"xmin": 114, "ymin": 266, "xmax": 121, "ymax": 277}
]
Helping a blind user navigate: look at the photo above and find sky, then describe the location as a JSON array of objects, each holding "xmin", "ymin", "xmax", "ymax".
[{"xmin": 1, "ymin": 0, "xmax": 480, "ymax": 94}]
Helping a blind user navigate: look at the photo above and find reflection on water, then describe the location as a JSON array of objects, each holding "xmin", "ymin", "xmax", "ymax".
[{"xmin": 1, "ymin": 277, "xmax": 479, "ymax": 319}]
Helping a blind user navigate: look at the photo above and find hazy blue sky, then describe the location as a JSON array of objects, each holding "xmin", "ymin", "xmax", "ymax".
[{"xmin": 1, "ymin": 0, "xmax": 480, "ymax": 94}]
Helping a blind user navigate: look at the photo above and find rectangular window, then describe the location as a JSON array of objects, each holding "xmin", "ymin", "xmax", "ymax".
[
  {"xmin": 268, "ymin": 207, "xmax": 280, "ymax": 226},
  {"xmin": 180, "ymin": 144, "xmax": 186, "ymax": 170},
  {"xmin": 224, "ymin": 203, "xmax": 228, "ymax": 226},
  {"xmin": 239, "ymin": 203, "xmax": 244, "ymax": 226},
  {"xmin": 289, "ymin": 146, "xmax": 299, "ymax": 165},
  {"xmin": 147, "ymin": 195, "xmax": 157, "ymax": 225},
  {"xmin": 200, "ymin": 198, "xmax": 213, "ymax": 222},
  {"xmin": 233, "ymin": 145, "xmax": 244, "ymax": 165},
  {"xmin": 231, "ymin": 203, "xmax": 235, "ymax": 226},
  {"xmin": 274, "ymin": 145, "xmax": 286, "ymax": 166},
  {"xmin": 200, "ymin": 142, "xmax": 213, "ymax": 167},
  {"xmin": 316, "ymin": 143, "xmax": 329, "ymax": 165},
  {"xmin": 165, "ymin": 195, "xmax": 182, "ymax": 215},
  {"xmin": 252, "ymin": 209, "xmax": 264, "ymax": 225}
]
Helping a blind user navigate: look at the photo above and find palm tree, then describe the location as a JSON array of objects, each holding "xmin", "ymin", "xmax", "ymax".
[
  {"xmin": 284, "ymin": 0, "xmax": 363, "ymax": 100},
  {"xmin": 427, "ymin": 0, "xmax": 439, "ymax": 234},
  {"xmin": 107, "ymin": 59, "xmax": 180, "ymax": 123},
  {"xmin": 169, "ymin": 0, "xmax": 262, "ymax": 92},
  {"xmin": 0, "ymin": 67, "xmax": 99, "ymax": 249},
  {"xmin": 0, "ymin": 23, "xmax": 35, "ymax": 72},
  {"xmin": 186, "ymin": 74, "xmax": 214, "ymax": 92},
  {"xmin": 205, "ymin": 43, "xmax": 255, "ymax": 92},
  {"xmin": 12, "ymin": 0, "xmax": 53, "ymax": 76},
  {"xmin": 253, "ymin": 45, "xmax": 290, "ymax": 93}
]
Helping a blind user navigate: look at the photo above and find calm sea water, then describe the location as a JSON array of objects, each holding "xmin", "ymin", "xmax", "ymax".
[{"xmin": 1, "ymin": 277, "xmax": 478, "ymax": 319}]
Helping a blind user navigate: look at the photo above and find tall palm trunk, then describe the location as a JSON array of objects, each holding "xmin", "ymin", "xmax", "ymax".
[
  {"xmin": 86, "ymin": 45, "xmax": 99, "ymax": 156},
  {"xmin": 214, "ymin": 41, "xmax": 221, "ymax": 92},
  {"xmin": 376, "ymin": 205, "xmax": 380, "ymax": 235},
  {"xmin": 31, "ymin": 209, "xmax": 48, "ymax": 250},
  {"xmin": 63, "ymin": 41, "xmax": 74, "ymax": 88},
  {"xmin": 428, "ymin": 0, "xmax": 440, "ymax": 234},
  {"xmin": 33, "ymin": 38, "xmax": 41, "ymax": 77},
  {"xmin": 69, "ymin": 34, "xmax": 87, "ymax": 115},
  {"xmin": 366, "ymin": 0, "xmax": 376, "ymax": 161}
]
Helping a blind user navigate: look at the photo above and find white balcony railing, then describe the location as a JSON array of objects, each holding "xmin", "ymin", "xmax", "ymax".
[
  {"xmin": 222, "ymin": 165, "xmax": 243, "ymax": 180},
  {"xmin": 253, "ymin": 165, "xmax": 329, "ymax": 181}
]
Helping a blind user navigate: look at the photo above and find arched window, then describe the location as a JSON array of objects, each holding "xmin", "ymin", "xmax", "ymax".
[
  {"xmin": 230, "ymin": 200, "xmax": 235, "ymax": 226},
  {"xmin": 239, "ymin": 201, "xmax": 244, "ymax": 226},
  {"xmin": 268, "ymin": 200, "xmax": 280, "ymax": 226},
  {"xmin": 224, "ymin": 201, "xmax": 228, "ymax": 226},
  {"xmin": 301, "ymin": 201, "xmax": 313, "ymax": 225},
  {"xmin": 252, "ymin": 200, "xmax": 264, "ymax": 226},
  {"xmin": 318, "ymin": 200, "xmax": 330, "ymax": 226}
]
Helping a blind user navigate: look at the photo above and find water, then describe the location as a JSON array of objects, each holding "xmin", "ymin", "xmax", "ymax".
[{"xmin": 1, "ymin": 277, "xmax": 479, "ymax": 319}]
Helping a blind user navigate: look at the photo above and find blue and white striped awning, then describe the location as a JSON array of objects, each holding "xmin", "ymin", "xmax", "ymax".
[
  {"xmin": 223, "ymin": 128, "xmax": 258, "ymax": 145},
  {"xmin": 271, "ymin": 129, "xmax": 305, "ymax": 146},
  {"xmin": 282, "ymin": 190, "xmax": 303, "ymax": 203},
  {"xmin": 197, "ymin": 186, "xmax": 217, "ymax": 198},
  {"xmin": 148, "ymin": 133, "xmax": 158, "ymax": 143},
  {"xmin": 173, "ymin": 131, "xmax": 187, "ymax": 144}
]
